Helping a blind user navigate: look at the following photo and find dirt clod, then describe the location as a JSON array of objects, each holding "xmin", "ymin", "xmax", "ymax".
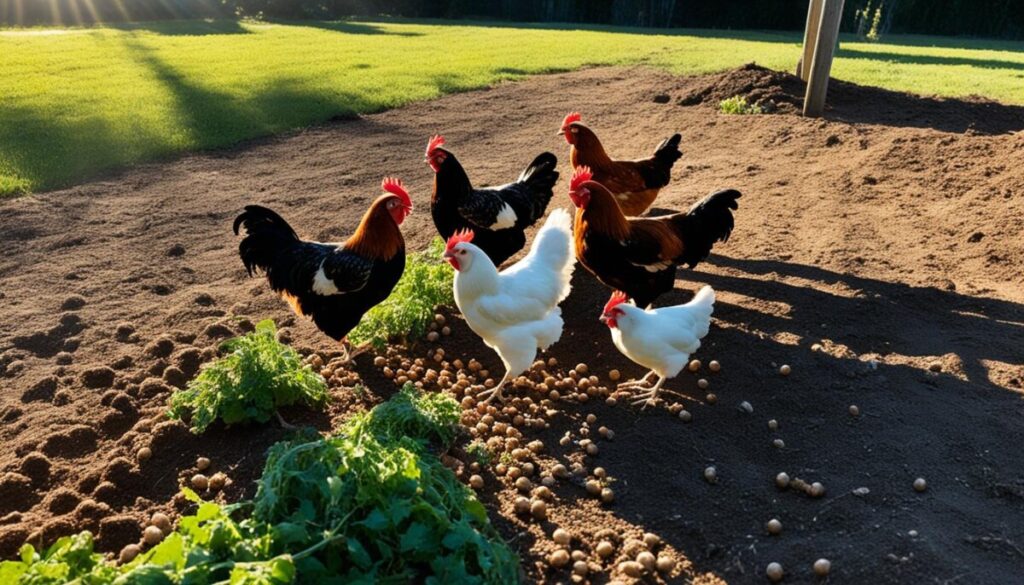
[{"xmin": 80, "ymin": 366, "xmax": 116, "ymax": 389}]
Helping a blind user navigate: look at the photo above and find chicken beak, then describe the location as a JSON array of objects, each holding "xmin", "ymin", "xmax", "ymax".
[
  {"xmin": 443, "ymin": 251, "xmax": 459, "ymax": 270},
  {"xmin": 599, "ymin": 314, "xmax": 608, "ymax": 324}
]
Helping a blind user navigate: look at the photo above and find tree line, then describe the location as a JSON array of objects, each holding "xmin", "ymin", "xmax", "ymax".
[{"xmin": 2, "ymin": 0, "xmax": 1021, "ymax": 39}]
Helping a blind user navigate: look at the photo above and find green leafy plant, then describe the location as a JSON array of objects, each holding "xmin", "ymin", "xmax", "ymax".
[
  {"xmin": 252, "ymin": 385, "xmax": 514, "ymax": 583},
  {"xmin": 349, "ymin": 238, "xmax": 455, "ymax": 350},
  {"xmin": 719, "ymin": 95, "xmax": 764, "ymax": 115},
  {"xmin": 4, "ymin": 387, "xmax": 517, "ymax": 584},
  {"xmin": 0, "ymin": 532, "xmax": 117, "ymax": 584},
  {"xmin": 168, "ymin": 319, "xmax": 327, "ymax": 433}
]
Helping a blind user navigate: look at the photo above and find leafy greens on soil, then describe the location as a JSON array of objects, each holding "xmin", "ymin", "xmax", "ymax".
[
  {"xmin": 348, "ymin": 238, "xmax": 454, "ymax": 350},
  {"xmin": 1, "ymin": 386, "xmax": 517, "ymax": 584},
  {"xmin": 168, "ymin": 319, "xmax": 328, "ymax": 433}
]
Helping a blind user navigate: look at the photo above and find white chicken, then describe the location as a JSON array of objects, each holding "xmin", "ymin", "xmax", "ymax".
[
  {"xmin": 601, "ymin": 286, "xmax": 715, "ymax": 407},
  {"xmin": 444, "ymin": 208, "xmax": 575, "ymax": 403}
]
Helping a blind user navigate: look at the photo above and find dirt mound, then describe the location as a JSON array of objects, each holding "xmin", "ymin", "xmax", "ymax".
[
  {"xmin": 672, "ymin": 62, "xmax": 1024, "ymax": 135},
  {"xmin": 675, "ymin": 63, "xmax": 807, "ymax": 113},
  {"xmin": 0, "ymin": 65, "xmax": 1022, "ymax": 583}
]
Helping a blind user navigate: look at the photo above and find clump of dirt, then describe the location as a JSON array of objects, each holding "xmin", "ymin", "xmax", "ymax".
[{"xmin": 0, "ymin": 473, "xmax": 37, "ymax": 515}]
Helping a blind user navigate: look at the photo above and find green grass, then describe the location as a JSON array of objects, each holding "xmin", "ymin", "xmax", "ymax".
[{"xmin": 2, "ymin": 19, "xmax": 1023, "ymax": 196}]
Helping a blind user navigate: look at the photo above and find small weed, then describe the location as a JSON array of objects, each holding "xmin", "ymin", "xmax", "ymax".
[
  {"xmin": 719, "ymin": 95, "xmax": 764, "ymax": 115},
  {"xmin": 466, "ymin": 440, "xmax": 493, "ymax": 467}
]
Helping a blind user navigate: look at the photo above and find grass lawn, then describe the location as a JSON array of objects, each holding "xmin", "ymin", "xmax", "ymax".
[{"xmin": 2, "ymin": 19, "xmax": 1023, "ymax": 196}]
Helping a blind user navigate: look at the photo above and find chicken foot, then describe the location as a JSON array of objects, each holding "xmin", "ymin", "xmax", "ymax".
[
  {"xmin": 338, "ymin": 339, "xmax": 372, "ymax": 365},
  {"xmin": 476, "ymin": 372, "xmax": 511, "ymax": 404},
  {"xmin": 617, "ymin": 370, "xmax": 657, "ymax": 390},
  {"xmin": 630, "ymin": 375, "xmax": 668, "ymax": 410}
]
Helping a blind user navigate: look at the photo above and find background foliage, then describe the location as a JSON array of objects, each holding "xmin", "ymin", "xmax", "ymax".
[{"xmin": 2, "ymin": 0, "xmax": 1022, "ymax": 39}]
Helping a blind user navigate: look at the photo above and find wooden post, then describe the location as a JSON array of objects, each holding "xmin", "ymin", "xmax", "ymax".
[
  {"xmin": 803, "ymin": 0, "xmax": 845, "ymax": 117},
  {"xmin": 799, "ymin": 0, "xmax": 824, "ymax": 80}
]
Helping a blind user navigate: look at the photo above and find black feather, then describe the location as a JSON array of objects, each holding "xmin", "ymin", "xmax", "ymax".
[
  {"xmin": 637, "ymin": 134, "xmax": 683, "ymax": 190},
  {"xmin": 675, "ymin": 189, "xmax": 742, "ymax": 268}
]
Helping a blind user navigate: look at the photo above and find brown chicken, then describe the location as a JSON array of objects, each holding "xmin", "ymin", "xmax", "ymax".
[
  {"xmin": 569, "ymin": 167, "xmax": 740, "ymax": 308},
  {"xmin": 559, "ymin": 112, "xmax": 682, "ymax": 216}
]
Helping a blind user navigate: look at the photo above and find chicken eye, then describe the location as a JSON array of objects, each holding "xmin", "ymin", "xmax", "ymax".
[
  {"xmin": 459, "ymin": 250, "xmax": 467, "ymax": 255},
  {"xmin": 570, "ymin": 127, "xmax": 578, "ymax": 133}
]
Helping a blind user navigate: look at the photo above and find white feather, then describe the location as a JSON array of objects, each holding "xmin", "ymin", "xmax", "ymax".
[
  {"xmin": 492, "ymin": 202, "xmax": 518, "ymax": 230},
  {"xmin": 311, "ymin": 263, "xmax": 340, "ymax": 296}
]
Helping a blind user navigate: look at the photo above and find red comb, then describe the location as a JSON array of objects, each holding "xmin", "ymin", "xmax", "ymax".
[
  {"xmin": 426, "ymin": 135, "xmax": 446, "ymax": 156},
  {"xmin": 445, "ymin": 229, "xmax": 474, "ymax": 253},
  {"xmin": 562, "ymin": 112, "xmax": 582, "ymax": 128},
  {"xmin": 570, "ymin": 166, "xmax": 593, "ymax": 192},
  {"xmin": 603, "ymin": 291, "xmax": 630, "ymax": 315},
  {"xmin": 381, "ymin": 177, "xmax": 412, "ymax": 209}
]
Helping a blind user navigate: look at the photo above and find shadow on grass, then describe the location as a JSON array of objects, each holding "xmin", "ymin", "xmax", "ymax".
[
  {"xmin": 838, "ymin": 47, "xmax": 1024, "ymax": 72},
  {"xmin": 276, "ymin": 19, "xmax": 423, "ymax": 36},
  {"xmin": 0, "ymin": 100, "xmax": 166, "ymax": 195},
  {"xmin": 111, "ymin": 19, "xmax": 250, "ymax": 36}
]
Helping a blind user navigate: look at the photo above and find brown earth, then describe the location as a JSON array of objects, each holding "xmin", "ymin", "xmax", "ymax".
[{"xmin": 1, "ymin": 64, "xmax": 1023, "ymax": 584}]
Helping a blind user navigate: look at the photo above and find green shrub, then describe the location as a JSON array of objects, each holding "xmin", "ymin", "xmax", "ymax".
[
  {"xmin": 168, "ymin": 319, "xmax": 327, "ymax": 433},
  {"xmin": 348, "ymin": 238, "xmax": 454, "ymax": 350},
  {"xmin": 719, "ymin": 95, "xmax": 764, "ymax": 115}
]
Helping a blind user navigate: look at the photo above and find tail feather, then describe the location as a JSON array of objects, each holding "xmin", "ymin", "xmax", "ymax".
[
  {"xmin": 233, "ymin": 205, "xmax": 301, "ymax": 276},
  {"xmin": 511, "ymin": 208, "xmax": 575, "ymax": 305},
  {"xmin": 530, "ymin": 208, "xmax": 575, "ymax": 283},
  {"xmin": 653, "ymin": 133, "xmax": 683, "ymax": 166},
  {"xmin": 517, "ymin": 152, "xmax": 559, "ymax": 195},
  {"xmin": 638, "ymin": 134, "xmax": 682, "ymax": 190},
  {"xmin": 671, "ymin": 285, "xmax": 715, "ymax": 343},
  {"xmin": 675, "ymin": 189, "xmax": 741, "ymax": 268},
  {"xmin": 687, "ymin": 286, "xmax": 716, "ymax": 319}
]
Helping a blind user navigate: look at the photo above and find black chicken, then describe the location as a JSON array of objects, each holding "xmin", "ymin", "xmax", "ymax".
[{"xmin": 426, "ymin": 135, "xmax": 559, "ymax": 266}]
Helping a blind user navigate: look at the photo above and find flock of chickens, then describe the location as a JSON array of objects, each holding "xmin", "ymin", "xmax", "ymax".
[{"xmin": 233, "ymin": 112, "xmax": 741, "ymax": 406}]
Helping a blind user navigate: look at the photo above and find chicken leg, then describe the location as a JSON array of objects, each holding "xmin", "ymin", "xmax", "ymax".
[
  {"xmin": 475, "ymin": 372, "xmax": 511, "ymax": 404},
  {"xmin": 630, "ymin": 375, "xmax": 667, "ymax": 410},
  {"xmin": 337, "ymin": 338, "xmax": 371, "ymax": 366}
]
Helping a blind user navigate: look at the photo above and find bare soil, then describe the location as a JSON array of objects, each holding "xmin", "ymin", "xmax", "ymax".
[{"xmin": 1, "ymin": 64, "xmax": 1023, "ymax": 584}]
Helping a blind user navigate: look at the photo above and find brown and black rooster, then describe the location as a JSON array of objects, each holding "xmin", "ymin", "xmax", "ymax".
[
  {"xmin": 233, "ymin": 178, "xmax": 412, "ymax": 360},
  {"xmin": 570, "ymin": 167, "xmax": 740, "ymax": 308}
]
